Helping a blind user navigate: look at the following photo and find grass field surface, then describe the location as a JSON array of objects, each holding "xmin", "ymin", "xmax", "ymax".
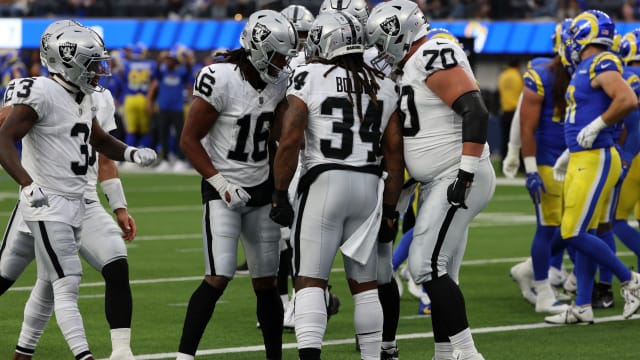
[{"xmin": 0, "ymin": 171, "xmax": 638, "ymax": 359}]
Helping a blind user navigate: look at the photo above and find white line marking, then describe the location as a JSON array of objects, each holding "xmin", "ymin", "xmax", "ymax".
[
  {"xmin": 78, "ymin": 294, "xmax": 104, "ymax": 299},
  {"xmin": 98, "ymin": 314, "xmax": 638, "ymax": 360},
  {"xmin": 9, "ymin": 252, "xmax": 636, "ymax": 293}
]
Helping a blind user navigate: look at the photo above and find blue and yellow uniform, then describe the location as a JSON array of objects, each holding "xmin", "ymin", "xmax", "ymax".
[
  {"xmin": 562, "ymin": 52, "xmax": 623, "ymax": 239},
  {"xmin": 523, "ymin": 61, "xmax": 566, "ymax": 226},
  {"xmin": 0, "ymin": 52, "xmax": 27, "ymax": 100},
  {"xmin": 614, "ymin": 65, "xmax": 640, "ymax": 223},
  {"xmin": 122, "ymin": 59, "xmax": 156, "ymax": 141}
]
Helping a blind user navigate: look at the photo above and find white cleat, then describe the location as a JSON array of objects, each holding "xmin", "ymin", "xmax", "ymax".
[
  {"xmin": 110, "ymin": 348, "xmax": 136, "ymax": 360},
  {"xmin": 548, "ymin": 266, "xmax": 569, "ymax": 287},
  {"xmin": 452, "ymin": 350, "xmax": 485, "ymax": 360},
  {"xmin": 401, "ymin": 266, "xmax": 424, "ymax": 300},
  {"xmin": 563, "ymin": 272, "xmax": 577, "ymax": 294},
  {"xmin": 393, "ymin": 270, "xmax": 404, "ymax": 298},
  {"xmin": 509, "ymin": 259, "xmax": 536, "ymax": 305},
  {"xmin": 622, "ymin": 271, "xmax": 640, "ymax": 319},
  {"xmin": 283, "ymin": 294, "xmax": 295, "ymax": 329},
  {"xmin": 535, "ymin": 280, "xmax": 569, "ymax": 314},
  {"xmin": 544, "ymin": 303, "xmax": 594, "ymax": 325}
]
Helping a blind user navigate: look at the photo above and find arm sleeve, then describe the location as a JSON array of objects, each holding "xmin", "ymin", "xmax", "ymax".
[{"xmin": 508, "ymin": 93, "xmax": 524, "ymax": 148}]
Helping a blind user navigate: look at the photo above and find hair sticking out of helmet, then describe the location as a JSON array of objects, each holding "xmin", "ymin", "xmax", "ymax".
[{"xmin": 240, "ymin": 10, "xmax": 299, "ymax": 84}]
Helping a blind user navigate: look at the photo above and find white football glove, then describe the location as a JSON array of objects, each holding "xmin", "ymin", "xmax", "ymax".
[
  {"xmin": 502, "ymin": 144, "xmax": 521, "ymax": 179},
  {"xmin": 132, "ymin": 147, "xmax": 157, "ymax": 167},
  {"xmin": 22, "ymin": 184, "xmax": 49, "ymax": 208},
  {"xmin": 207, "ymin": 173, "xmax": 251, "ymax": 209},
  {"xmin": 576, "ymin": 116, "xmax": 607, "ymax": 149},
  {"xmin": 553, "ymin": 149, "xmax": 570, "ymax": 182}
]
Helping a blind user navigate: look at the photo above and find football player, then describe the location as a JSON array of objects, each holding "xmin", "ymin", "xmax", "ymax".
[
  {"xmin": 545, "ymin": 10, "xmax": 640, "ymax": 325},
  {"xmin": 0, "ymin": 23, "xmax": 156, "ymax": 360},
  {"xmin": 367, "ymin": 1, "xmax": 496, "ymax": 359},
  {"xmin": 176, "ymin": 10, "xmax": 298, "ymax": 360},
  {"xmin": 271, "ymin": 11, "xmax": 403, "ymax": 360}
]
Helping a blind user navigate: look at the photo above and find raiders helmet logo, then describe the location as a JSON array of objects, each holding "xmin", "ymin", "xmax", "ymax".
[
  {"xmin": 380, "ymin": 16, "xmax": 400, "ymax": 36},
  {"xmin": 252, "ymin": 23, "xmax": 271, "ymax": 43},
  {"xmin": 41, "ymin": 33, "xmax": 51, "ymax": 52},
  {"xmin": 59, "ymin": 42, "xmax": 77, "ymax": 62},
  {"xmin": 309, "ymin": 26, "xmax": 322, "ymax": 45}
]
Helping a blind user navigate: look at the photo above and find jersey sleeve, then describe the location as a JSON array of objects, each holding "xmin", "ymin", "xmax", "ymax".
[
  {"xmin": 523, "ymin": 68, "xmax": 545, "ymax": 96},
  {"xmin": 589, "ymin": 52, "xmax": 623, "ymax": 81},
  {"xmin": 286, "ymin": 65, "xmax": 311, "ymax": 102},
  {"xmin": 3, "ymin": 77, "xmax": 49, "ymax": 120},
  {"xmin": 625, "ymin": 72, "xmax": 640, "ymax": 99},
  {"xmin": 192, "ymin": 65, "xmax": 226, "ymax": 112},
  {"xmin": 413, "ymin": 39, "xmax": 468, "ymax": 80},
  {"xmin": 95, "ymin": 89, "xmax": 117, "ymax": 133}
]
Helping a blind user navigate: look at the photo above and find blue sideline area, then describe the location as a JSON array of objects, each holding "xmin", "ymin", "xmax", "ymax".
[{"xmin": 4, "ymin": 18, "xmax": 640, "ymax": 53}]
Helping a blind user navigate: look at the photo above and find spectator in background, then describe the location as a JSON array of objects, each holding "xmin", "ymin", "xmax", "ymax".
[
  {"xmin": 0, "ymin": 49, "xmax": 27, "ymax": 100},
  {"xmin": 530, "ymin": 0, "xmax": 559, "ymax": 18},
  {"xmin": 419, "ymin": 0, "xmax": 451, "ymax": 19},
  {"xmin": 147, "ymin": 46, "xmax": 192, "ymax": 172},
  {"xmin": 449, "ymin": 0, "xmax": 491, "ymax": 18},
  {"xmin": 623, "ymin": 0, "xmax": 640, "ymax": 20},
  {"xmin": 497, "ymin": 59, "xmax": 523, "ymax": 161},
  {"xmin": 0, "ymin": 0, "xmax": 29, "ymax": 16}
]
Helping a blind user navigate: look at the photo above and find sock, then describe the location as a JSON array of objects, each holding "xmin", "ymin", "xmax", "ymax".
[
  {"xmin": 110, "ymin": 328, "xmax": 132, "ymax": 355},
  {"xmin": 429, "ymin": 292, "xmax": 449, "ymax": 343},
  {"xmin": 52, "ymin": 276, "xmax": 91, "ymax": 358},
  {"xmin": 294, "ymin": 287, "xmax": 326, "ymax": 351},
  {"xmin": 549, "ymin": 228, "xmax": 566, "ymax": 270},
  {"xmin": 450, "ymin": 328, "xmax": 479, "ymax": 356},
  {"xmin": 381, "ymin": 340, "xmax": 397, "ymax": 350},
  {"xmin": 102, "ymin": 259, "xmax": 132, "ymax": 329},
  {"xmin": 377, "ymin": 282, "xmax": 400, "ymax": 342},
  {"xmin": 530, "ymin": 225, "xmax": 556, "ymax": 280},
  {"xmin": 434, "ymin": 342, "xmax": 453, "ymax": 360},
  {"xmin": 402, "ymin": 200, "xmax": 415, "ymax": 233},
  {"xmin": 613, "ymin": 219, "xmax": 640, "ymax": 270},
  {"xmin": 0, "ymin": 275, "xmax": 15, "ymax": 296},
  {"xmin": 178, "ymin": 281, "xmax": 223, "ymax": 355},
  {"xmin": 298, "ymin": 348, "xmax": 321, "ymax": 360},
  {"xmin": 575, "ymin": 251, "xmax": 597, "ymax": 306},
  {"xmin": 597, "ymin": 230, "xmax": 615, "ymax": 285},
  {"xmin": 565, "ymin": 233, "xmax": 631, "ymax": 282},
  {"xmin": 353, "ymin": 289, "xmax": 383, "ymax": 360},
  {"xmin": 392, "ymin": 228, "xmax": 413, "ymax": 271},
  {"xmin": 277, "ymin": 248, "xmax": 292, "ymax": 296},
  {"xmin": 17, "ymin": 279, "xmax": 53, "ymax": 353},
  {"xmin": 280, "ymin": 294, "xmax": 289, "ymax": 311},
  {"xmin": 125, "ymin": 133, "xmax": 137, "ymax": 147},
  {"xmin": 423, "ymin": 274, "xmax": 469, "ymax": 336},
  {"xmin": 255, "ymin": 287, "xmax": 283, "ymax": 360},
  {"xmin": 139, "ymin": 134, "xmax": 152, "ymax": 148}
]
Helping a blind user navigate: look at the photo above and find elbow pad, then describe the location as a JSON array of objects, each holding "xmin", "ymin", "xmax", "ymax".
[{"xmin": 452, "ymin": 90, "xmax": 489, "ymax": 144}]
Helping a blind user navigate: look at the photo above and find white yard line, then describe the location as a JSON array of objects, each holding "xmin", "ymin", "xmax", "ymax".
[
  {"xmin": 97, "ymin": 314, "xmax": 639, "ymax": 360},
  {"xmin": 9, "ymin": 251, "xmax": 635, "ymax": 293}
]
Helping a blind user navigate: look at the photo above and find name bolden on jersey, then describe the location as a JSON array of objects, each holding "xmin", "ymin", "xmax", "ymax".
[{"xmin": 335, "ymin": 76, "xmax": 366, "ymax": 93}]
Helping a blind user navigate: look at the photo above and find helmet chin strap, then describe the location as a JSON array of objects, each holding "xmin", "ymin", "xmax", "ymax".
[{"xmin": 51, "ymin": 74, "xmax": 85, "ymax": 103}]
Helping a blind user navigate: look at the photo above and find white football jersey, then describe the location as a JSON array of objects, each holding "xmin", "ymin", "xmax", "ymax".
[
  {"xmin": 4, "ymin": 77, "xmax": 96, "ymax": 197},
  {"xmin": 84, "ymin": 89, "xmax": 117, "ymax": 202},
  {"xmin": 287, "ymin": 63, "xmax": 398, "ymax": 169},
  {"xmin": 289, "ymin": 52, "xmax": 306, "ymax": 70},
  {"xmin": 397, "ymin": 38, "xmax": 490, "ymax": 182},
  {"xmin": 193, "ymin": 63, "xmax": 287, "ymax": 187}
]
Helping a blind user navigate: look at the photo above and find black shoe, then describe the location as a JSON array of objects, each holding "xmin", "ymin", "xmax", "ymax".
[
  {"xmin": 326, "ymin": 285, "xmax": 340, "ymax": 318},
  {"xmin": 381, "ymin": 346, "xmax": 399, "ymax": 360},
  {"xmin": 236, "ymin": 261, "xmax": 249, "ymax": 275},
  {"xmin": 592, "ymin": 282, "xmax": 614, "ymax": 309}
]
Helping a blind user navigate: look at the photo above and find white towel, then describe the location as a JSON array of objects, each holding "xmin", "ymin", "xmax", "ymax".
[{"xmin": 340, "ymin": 175, "xmax": 386, "ymax": 265}]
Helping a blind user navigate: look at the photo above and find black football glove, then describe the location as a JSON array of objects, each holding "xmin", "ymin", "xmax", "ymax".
[
  {"xmin": 378, "ymin": 204, "xmax": 399, "ymax": 243},
  {"xmin": 447, "ymin": 169, "xmax": 474, "ymax": 209},
  {"xmin": 269, "ymin": 190, "xmax": 294, "ymax": 227}
]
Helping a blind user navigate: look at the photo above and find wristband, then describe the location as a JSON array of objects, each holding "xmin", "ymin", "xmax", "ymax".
[
  {"xmin": 459, "ymin": 155, "xmax": 480, "ymax": 173},
  {"xmin": 523, "ymin": 156, "xmax": 538, "ymax": 174},
  {"xmin": 124, "ymin": 146, "xmax": 137, "ymax": 162},
  {"xmin": 100, "ymin": 178, "xmax": 127, "ymax": 211},
  {"xmin": 206, "ymin": 173, "xmax": 228, "ymax": 195}
]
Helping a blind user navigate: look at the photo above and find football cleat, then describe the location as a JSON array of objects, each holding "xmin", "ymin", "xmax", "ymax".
[
  {"xmin": 235, "ymin": 261, "xmax": 249, "ymax": 275},
  {"xmin": 563, "ymin": 272, "xmax": 577, "ymax": 294},
  {"xmin": 553, "ymin": 287, "xmax": 572, "ymax": 302},
  {"xmin": 621, "ymin": 271, "xmax": 640, "ymax": 319},
  {"xmin": 381, "ymin": 345, "xmax": 399, "ymax": 360},
  {"xmin": 544, "ymin": 303, "xmax": 594, "ymax": 325},
  {"xmin": 401, "ymin": 266, "xmax": 424, "ymax": 300},
  {"xmin": 109, "ymin": 349, "xmax": 135, "ymax": 360},
  {"xmin": 509, "ymin": 259, "xmax": 536, "ymax": 305},
  {"xmin": 326, "ymin": 286, "xmax": 341, "ymax": 318},
  {"xmin": 592, "ymin": 282, "xmax": 614, "ymax": 309},
  {"xmin": 452, "ymin": 350, "xmax": 485, "ymax": 360},
  {"xmin": 418, "ymin": 299, "xmax": 431, "ymax": 315},
  {"xmin": 548, "ymin": 266, "xmax": 569, "ymax": 287},
  {"xmin": 535, "ymin": 281, "xmax": 569, "ymax": 314},
  {"xmin": 283, "ymin": 293, "xmax": 295, "ymax": 329}
]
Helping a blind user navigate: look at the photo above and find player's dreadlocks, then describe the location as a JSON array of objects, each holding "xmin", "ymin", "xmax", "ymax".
[
  {"xmin": 548, "ymin": 55, "xmax": 570, "ymax": 120},
  {"xmin": 311, "ymin": 53, "xmax": 385, "ymax": 122},
  {"xmin": 214, "ymin": 48, "xmax": 264, "ymax": 88}
]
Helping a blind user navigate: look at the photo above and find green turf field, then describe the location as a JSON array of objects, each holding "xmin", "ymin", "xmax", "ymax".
[{"xmin": 0, "ymin": 171, "xmax": 638, "ymax": 359}]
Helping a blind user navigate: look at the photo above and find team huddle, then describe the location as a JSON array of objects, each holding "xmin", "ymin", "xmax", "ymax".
[{"xmin": 0, "ymin": 0, "xmax": 638, "ymax": 360}]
